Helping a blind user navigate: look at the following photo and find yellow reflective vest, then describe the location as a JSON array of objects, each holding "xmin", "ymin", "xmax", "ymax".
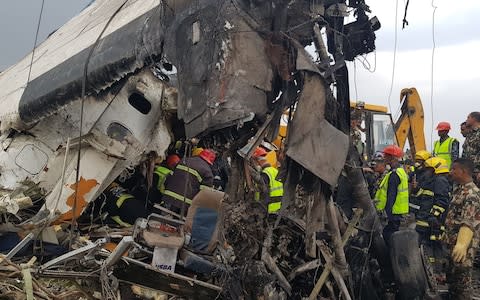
[
  {"xmin": 256, "ymin": 166, "xmax": 284, "ymax": 213},
  {"xmin": 374, "ymin": 167, "xmax": 409, "ymax": 214},
  {"xmin": 433, "ymin": 137, "xmax": 457, "ymax": 169},
  {"xmin": 154, "ymin": 165, "xmax": 172, "ymax": 193}
]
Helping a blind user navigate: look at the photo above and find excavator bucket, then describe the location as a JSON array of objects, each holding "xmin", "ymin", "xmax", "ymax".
[{"xmin": 395, "ymin": 87, "xmax": 426, "ymax": 154}]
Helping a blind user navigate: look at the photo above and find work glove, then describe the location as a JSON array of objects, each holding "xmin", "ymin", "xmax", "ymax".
[{"xmin": 452, "ymin": 226, "xmax": 474, "ymax": 263}]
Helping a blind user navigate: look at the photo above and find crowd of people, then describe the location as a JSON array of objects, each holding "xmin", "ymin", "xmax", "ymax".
[
  {"xmin": 358, "ymin": 111, "xmax": 480, "ymax": 299},
  {"xmin": 79, "ymin": 139, "xmax": 283, "ymax": 227},
  {"xmin": 77, "ymin": 109, "xmax": 480, "ymax": 298}
]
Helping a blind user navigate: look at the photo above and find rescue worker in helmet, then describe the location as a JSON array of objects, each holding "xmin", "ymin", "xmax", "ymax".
[
  {"xmin": 162, "ymin": 149, "xmax": 215, "ymax": 215},
  {"xmin": 251, "ymin": 147, "xmax": 284, "ymax": 214},
  {"xmin": 410, "ymin": 150, "xmax": 432, "ymax": 188},
  {"xmin": 193, "ymin": 146, "xmax": 229, "ymax": 191},
  {"xmin": 415, "ymin": 157, "xmax": 452, "ymax": 274},
  {"xmin": 366, "ymin": 152, "xmax": 388, "ymax": 199},
  {"xmin": 373, "ymin": 145, "xmax": 409, "ymax": 246},
  {"xmin": 424, "ymin": 157, "xmax": 451, "ymax": 242},
  {"xmin": 433, "ymin": 122, "xmax": 459, "ymax": 169},
  {"xmin": 412, "ymin": 159, "xmax": 436, "ymax": 240},
  {"xmin": 409, "ymin": 150, "xmax": 433, "ymax": 211}
]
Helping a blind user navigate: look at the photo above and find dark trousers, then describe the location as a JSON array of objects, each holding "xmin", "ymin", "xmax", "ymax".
[
  {"xmin": 383, "ymin": 219, "xmax": 400, "ymax": 247},
  {"xmin": 446, "ymin": 260, "xmax": 472, "ymax": 300}
]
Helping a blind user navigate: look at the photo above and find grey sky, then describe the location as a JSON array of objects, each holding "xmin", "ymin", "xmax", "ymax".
[
  {"xmin": 350, "ymin": 0, "xmax": 480, "ymax": 150},
  {"xmin": 373, "ymin": 1, "xmax": 480, "ymax": 52},
  {"xmin": 0, "ymin": 0, "xmax": 91, "ymax": 70}
]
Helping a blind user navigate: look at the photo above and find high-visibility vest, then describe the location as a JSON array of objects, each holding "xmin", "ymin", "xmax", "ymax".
[
  {"xmin": 162, "ymin": 164, "xmax": 210, "ymax": 205},
  {"xmin": 255, "ymin": 167, "xmax": 284, "ymax": 213},
  {"xmin": 374, "ymin": 167, "xmax": 409, "ymax": 214},
  {"xmin": 433, "ymin": 137, "xmax": 457, "ymax": 169},
  {"xmin": 154, "ymin": 165, "xmax": 172, "ymax": 193}
]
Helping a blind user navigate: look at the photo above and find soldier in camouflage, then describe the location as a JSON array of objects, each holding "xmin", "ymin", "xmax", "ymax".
[
  {"xmin": 350, "ymin": 110, "xmax": 365, "ymax": 162},
  {"xmin": 462, "ymin": 112, "xmax": 480, "ymax": 186},
  {"xmin": 444, "ymin": 158, "xmax": 480, "ymax": 299}
]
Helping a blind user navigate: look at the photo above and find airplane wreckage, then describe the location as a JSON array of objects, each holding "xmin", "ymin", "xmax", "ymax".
[{"xmin": 0, "ymin": 0, "xmax": 431, "ymax": 299}]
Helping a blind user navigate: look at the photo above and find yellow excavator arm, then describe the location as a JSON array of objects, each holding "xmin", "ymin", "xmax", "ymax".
[
  {"xmin": 350, "ymin": 87, "xmax": 426, "ymax": 160},
  {"xmin": 394, "ymin": 88, "xmax": 426, "ymax": 154}
]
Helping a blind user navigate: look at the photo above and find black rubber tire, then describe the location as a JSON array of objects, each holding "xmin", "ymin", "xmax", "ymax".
[{"xmin": 389, "ymin": 229, "xmax": 428, "ymax": 299}]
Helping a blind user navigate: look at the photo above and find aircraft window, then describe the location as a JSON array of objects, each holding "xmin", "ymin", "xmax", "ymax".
[
  {"xmin": 107, "ymin": 122, "xmax": 133, "ymax": 142},
  {"xmin": 128, "ymin": 92, "xmax": 151, "ymax": 114},
  {"xmin": 15, "ymin": 144, "xmax": 48, "ymax": 175}
]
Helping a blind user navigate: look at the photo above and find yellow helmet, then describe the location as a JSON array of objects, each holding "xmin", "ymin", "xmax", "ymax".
[
  {"xmin": 424, "ymin": 157, "xmax": 449, "ymax": 174},
  {"xmin": 192, "ymin": 147, "xmax": 204, "ymax": 156},
  {"xmin": 415, "ymin": 150, "xmax": 432, "ymax": 161}
]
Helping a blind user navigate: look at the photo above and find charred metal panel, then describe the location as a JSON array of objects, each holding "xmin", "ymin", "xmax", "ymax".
[
  {"xmin": 164, "ymin": 0, "xmax": 272, "ymax": 138},
  {"xmin": 18, "ymin": 8, "xmax": 165, "ymax": 125},
  {"xmin": 286, "ymin": 72, "xmax": 349, "ymax": 186},
  {"xmin": 115, "ymin": 259, "xmax": 222, "ymax": 299}
]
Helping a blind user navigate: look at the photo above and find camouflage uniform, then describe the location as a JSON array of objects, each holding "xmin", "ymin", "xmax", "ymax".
[
  {"xmin": 351, "ymin": 128, "xmax": 365, "ymax": 160},
  {"xmin": 462, "ymin": 127, "xmax": 480, "ymax": 185},
  {"xmin": 444, "ymin": 181, "xmax": 480, "ymax": 299}
]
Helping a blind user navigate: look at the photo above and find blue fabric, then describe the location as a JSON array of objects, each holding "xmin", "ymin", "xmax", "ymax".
[
  {"xmin": 0, "ymin": 232, "xmax": 21, "ymax": 252},
  {"xmin": 190, "ymin": 207, "xmax": 218, "ymax": 252},
  {"xmin": 183, "ymin": 253, "xmax": 215, "ymax": 274},
  {"xmin": 0, "ymin": 232, "xmax": 67, "ymax": 258}
]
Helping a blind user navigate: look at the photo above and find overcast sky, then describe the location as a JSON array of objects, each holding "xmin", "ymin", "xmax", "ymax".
[
  {"xmin": 348, "ymin": 0, "xmax": 480, "ymax": 150},
  {"xmin": 0, "ymin": 0, "xmax": 91, "ymax": 71},
  {"xmin": 1, "ymin": 0, "xmax": 478, "ymax": 151}
]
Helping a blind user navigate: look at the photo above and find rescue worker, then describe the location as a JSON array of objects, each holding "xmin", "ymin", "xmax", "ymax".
[
  {"xmin": 444, "ymin": 158, "xmax": 480, "ymax": 299},
  {"xmin": 80, "ymin": 182, "xmax": 147, "ymax": 227},
  {"xmin": 193, "ymin": 146, "xmax": 229, "ymax": 191},
  {"xmin": 409, "ymin": 150, "xmax": 432, "ymax": 196},
  {"xmin": 433, "ymin": 122, "xmax": 459, "ymax": 169},
  {"xmin": 162, "ymin": 149, "xmax": 215, "ymax": 215},
  {"xmin": 350, "ymin": 111, "xmax": 365, "ymax": 162},
  {"xmin": 373, "ymin": 145, "xmax": 409, "ymax": 246},
  {"xmin": 366, "ymin": 152, "xmax": 387, "ymax": 199},
  {"xmin": 462, "ymin": 112, "xmax": 480, "ymax": 186},
  {"xmin": 251, "ymin": 147, "xmax": 284, "ymax": 214},
  {"xmin": 148, "ymin": 154, "xmax": 181, "ymax": 206},
  {"xmin": 414, "ymin": 157, "xmax": 451, "ymax": 243},
  {"xmin": 411, "ymin": 159, "xmax": 435, "ymax": 235}
]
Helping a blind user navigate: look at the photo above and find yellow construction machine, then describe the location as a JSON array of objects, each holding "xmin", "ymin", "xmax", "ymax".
[
  {"xmin": 350, "ymin": 87, "xmax": 427, "ymax": 160},
  {"xmin": 265, "ymin": 87, "xmax": 426, "ymax": 166}
]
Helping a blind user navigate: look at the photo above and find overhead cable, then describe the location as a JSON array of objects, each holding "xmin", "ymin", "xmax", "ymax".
[
  {"xmin": 430, "ymin": 0, "xmax": 437, "ymax": 150},
  {"xmin": 387, "ymin": 0, "xmax": 399, "ymax": 114},
  {"xmin": 26, "ymin": 0, "xmax": 45, "ymax": 85},
  {"xmin": 70, "ymin": 0, "xmax": 129, "ymax": 249}
]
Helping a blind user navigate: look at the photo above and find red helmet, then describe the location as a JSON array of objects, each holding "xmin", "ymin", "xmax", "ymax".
[
  {"xmin": 166, "ymin": 154, "xmax": 181, "ymax": 169},
  {"xmin": 252, "ymin": 147, "xmax": 268, "ymax": 158},
  {"xmin": 199, "ymin": 149, "xmax": 216, "ymax": 165},
  {"xmin": 436, "ymin": 121, "xmax": 451, "ymax": 131},
  {"xmin": 382, "ymin": 145, "xmax": 403, "ymax": 158}
]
